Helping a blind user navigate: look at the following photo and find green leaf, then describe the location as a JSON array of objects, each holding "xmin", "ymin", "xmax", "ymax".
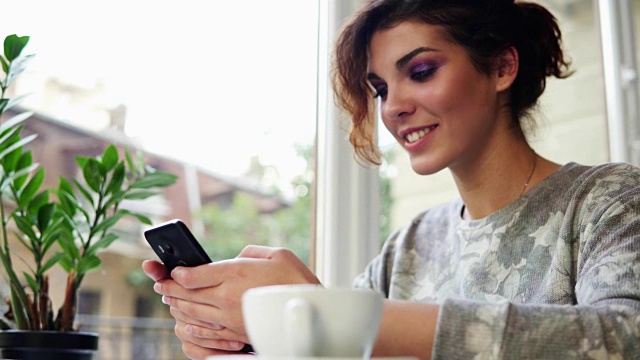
[
  {"xmin": 0, "ymin": 134, "xmax": 36, "ymax": 164},
  {"xmin": 76, "ymin": 255, "xmax": 101, "ymax": 275},
  {"xmin": 4, "ymin": 34, "xmax": 29, "ymax": 62},
  {"xmin": 9, "ymin": 282, "xmax": 30, "ymax": 329},
  {"xmin": 57, "ymin": 177, "xmax": 75, "ymax": 198},
  {"xmin": 41, "ymin": 217, "xmax": 66, "ymax": 254},
  {"xmin": 73, "ymin": 179, "xmax": 95, "ymax": 208},
  {"xmin": 5, "ymin": 54, "xmax": 35, "ymax": 88},
  {"xmin": 124, "ymin": 149, "xmax": 138, "ymax": 176},
  {"xmin": 58, "ymin": 256, "xmax": 73, "ymax": 272},
  {"xmin": 119, "ymin": 210, "xmax": 152, "ymax": 225},
  {"xmin": 15, "ymin": 149, "xmax": 34, "ymax": 168},
  {"xmin": 75, "ymin": 156, "xmax": 88, "ymax": 168},
  {"xmin": 39, "ymin": 252, "xmax": 64, "ymax": 275},
  {"xmin": 0, "ymin": 163, "xmax": 38, "ymax": 195},
  {"xmin": 28, "ymin": 190, "xmax": 50, "ymax": 219},
  {"xmin": 3, "ymin": 147, "xmax": 24, "ymax": 177},
  {"xmin": 100, "ymin": 144, "xmax": 118, "ymax": 172},
  {"xmin": 0, "ymin": 125, "xmax": 23, "ymax": 151},
  {"xmin": 74, "ymin": 201, "xmax": 92, "ymax": 225},
  {"xmin": 130, "ymin": 172, "xmax": 178, "ymax": 189},
  {"xmin": 0, "ymin": 246, "xmax": 32, "ymax": 329},
  {"xmin": 57, "ymin": 192, "xmax": 75, "ymax": 217},
  {"xmin": 81, "ymin": 158, "xmax": 103, "ymax": 193},
  {"xmin": 56, "ymin": 189, "xmax": 75, "ymax": 215},
  {"xmin": 57, "ymin": 209, "xmax": 82, "ymax": 234},
  {"xmin": 0, "ymin": 254, "xmax": 29, "ymax": 327},
  {"xmin": 105, "ymin": 162, "xmax": 125, "ymax": 195},
  {"xmin": 12, "ymin": 215, "xmax": 38, "ymax": 244},
  {"xmin": 123, "ymin": 190, "xmax": 159, "ymax": 200},
  {"xmin": 57, "ymin": 234, "xmax": 80, "ymax": 260},
  {"xmin": 23, "ymin": 272, "xmax": 38, "ymax": 293},
  {"xmin": 0, "ymin": 111, "xmax": 32, "ymax": 134},
  {"xmin": 56, "ymin": 177, "xmax": 77, "ymax": 214},
  {"xmin": 36, "ymin": 202, "xmax": 56, "ymax": 232},
  {"xmin": 18, "ymin": 168, "xmax": 45, "ymax": 207},
  {"xmin": 0, "ymin": 56, "xmax": 7, "ymax": 74},
  {"xmin": 0, "ymin": 148, "xmax": 22, "ymax": 175},
  {"xmin": 92, "ymin": 213, "xmax": 122, "ymax": 235},
  {"xmin": 4, "ymin": 93, "xmax": 32, "ymax": 112},
  {"xmin": 11, "ymin": 229, "xmax": 33, "ymax": 252},
  {"xmin": 102, "ymin": 190, "xmax": 125, "ymax": 210},
  {"xmin": 86, "ymin": 233, "xmax": 118, "ymax": 256}
]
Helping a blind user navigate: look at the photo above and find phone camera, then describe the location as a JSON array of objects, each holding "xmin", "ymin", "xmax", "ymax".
[{"xmin": 163, "ymin": 244, "xmax": 174, "ymax": 255}]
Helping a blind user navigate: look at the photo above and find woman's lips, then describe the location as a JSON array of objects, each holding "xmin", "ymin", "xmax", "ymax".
[{"xmin": 401, "ymin": 125, "xmax": 438, "ymax": 150}]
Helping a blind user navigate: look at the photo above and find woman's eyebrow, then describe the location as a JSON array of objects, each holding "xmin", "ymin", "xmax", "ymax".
[
  {"xmin": 367, "ymin": 46, "xmax": 438, "ymax": 80},
  {"xmin": 395, "ymin": 47, "xmax": 437, "ymax": 70}
]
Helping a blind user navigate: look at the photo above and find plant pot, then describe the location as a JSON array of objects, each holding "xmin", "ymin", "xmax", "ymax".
[{"xmin": 0, "ymin": 330, "xmax": 98, "ymax": 360}]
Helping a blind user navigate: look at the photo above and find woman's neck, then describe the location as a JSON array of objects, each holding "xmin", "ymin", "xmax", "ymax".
[{"xmin": 452, "ymin": 145, "xmax": 559, "ymax": 220}]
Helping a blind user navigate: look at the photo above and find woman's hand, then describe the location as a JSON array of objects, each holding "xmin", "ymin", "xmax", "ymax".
[{"xmin": 143, "ymin": 245, "xmax": 321, "ymax": 359}]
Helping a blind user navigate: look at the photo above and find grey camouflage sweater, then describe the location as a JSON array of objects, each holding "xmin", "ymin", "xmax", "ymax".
[{"xmin": 354, "ymin": 162, "xmax": 640, "ymax": 359}]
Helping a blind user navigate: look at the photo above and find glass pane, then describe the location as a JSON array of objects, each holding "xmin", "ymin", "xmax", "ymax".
[{"xmin": 0, "ymin": 0, "xmax": 319, "ymax": 354}]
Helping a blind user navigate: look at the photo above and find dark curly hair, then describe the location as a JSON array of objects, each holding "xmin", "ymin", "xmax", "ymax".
[{"xmin": 331, "ymin": 0, "xmax": 574, "ymax": 165}]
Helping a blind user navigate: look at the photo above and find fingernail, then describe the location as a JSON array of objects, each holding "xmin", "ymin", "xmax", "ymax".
[
  {"xmin": 185, "ymin": 325, "xmax": 193, "ymax": 334},
  {"xmin": 162, "ymin": 295, "xmax": 169, "ymax": 305},
  {"xmin": 153, "ymin": 283, "xmax": 161, "ymax": 293},
  {"xmin": 171, "ymin": 268, "xmax": 184, "ymax": 279},
  {"xmin": 229, "ymin": 341, "xmax": 243, "ymax": 350}
]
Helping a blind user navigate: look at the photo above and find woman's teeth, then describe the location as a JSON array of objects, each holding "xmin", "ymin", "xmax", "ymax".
[{"xmin": 405, "ymin": 127, "xmax": 433, "ymax": 143}]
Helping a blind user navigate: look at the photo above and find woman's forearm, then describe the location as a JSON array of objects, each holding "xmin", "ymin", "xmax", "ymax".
[{"xmin": 372, "ymin": 299, "xmax": 439, "ymax": 360}]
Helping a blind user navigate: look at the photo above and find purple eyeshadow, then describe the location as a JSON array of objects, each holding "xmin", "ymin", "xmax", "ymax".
[{"xmin": 410, "ymin": 61, "xmax": 437, "ymax": 75}]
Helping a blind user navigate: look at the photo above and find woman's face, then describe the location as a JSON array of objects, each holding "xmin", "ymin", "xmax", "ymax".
[{"xmin": 368, "ymin": 21, "xmax": 508, "ymax": 175}]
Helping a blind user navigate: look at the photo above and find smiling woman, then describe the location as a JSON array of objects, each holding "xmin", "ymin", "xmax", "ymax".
[
  {"xmin": 1, "ymin": 0, "xmax": 319, "ymax": 181},
  {"xmin": 367, "ymin": 21, "xmax": 520, "ymax": 177},
  {"xmin": 140, "ymin": 0, "xmax": 640, "ymax": 359}
]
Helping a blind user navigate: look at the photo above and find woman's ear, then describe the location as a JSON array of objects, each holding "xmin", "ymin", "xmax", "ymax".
[{"xmin": 495, "ymin": 46, "xmax": 519, "ymax": 92}]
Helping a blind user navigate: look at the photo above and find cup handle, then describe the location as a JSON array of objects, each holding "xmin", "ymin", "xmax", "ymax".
[{"xmin": 285, "ymin": 298, "xmax": 314, "ymax": 357}]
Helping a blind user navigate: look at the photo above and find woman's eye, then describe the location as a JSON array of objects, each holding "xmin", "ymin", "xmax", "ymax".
[
  {"xmin": 371, "ymin": 84, "xmax": 388, "ymax": 98},
  {"xmin": 410, "ymin": 63, "xmax": 437, "ymax": 81}
]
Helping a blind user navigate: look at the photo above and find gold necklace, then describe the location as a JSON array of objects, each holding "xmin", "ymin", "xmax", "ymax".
[
  {"xmin": 461, "ymin": 154, "xmax": 539, "ymax": 220},
  {"xmin": 519, "ymin": 154, "xmax": 537, "ymax": 197}
]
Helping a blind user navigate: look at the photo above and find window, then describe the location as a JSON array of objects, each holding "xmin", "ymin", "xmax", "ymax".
[
  {"xmin": 77, "ymin": 290, "xmax": 101, "ymax": 316},
  {"xmin": 2, "ymin": 0, "xmax": 320, "ymax": 322}
]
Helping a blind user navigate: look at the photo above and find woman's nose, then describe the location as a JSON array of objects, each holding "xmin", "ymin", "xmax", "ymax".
[{"xmin": 381, "ymin": 87, "xmax": 415, "ymax": 121}]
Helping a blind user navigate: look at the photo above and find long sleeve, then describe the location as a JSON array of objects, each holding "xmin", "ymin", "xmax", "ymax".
[
  {"xmin": 354, "ymin": 163, "xmax": 640, "ymax": 359},
  {"xmin": 434, "ymin": 298, "xmax": 639, "ymax": 358}
]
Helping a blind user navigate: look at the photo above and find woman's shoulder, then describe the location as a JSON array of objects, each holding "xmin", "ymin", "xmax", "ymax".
[
  {"xmin": 558, "ymin": 161, "xmax": 640, "ymax": 181},
  {"xmin": 410, "ymin": 198, "xmax": 464, "ymax": 225},
  {"xmin": 540, "ymin": 161, "xmax": 640, "ymax": 196},
  {"xmin": 534, "ymin": 161, "xmax": 640, "ymax": 220},
  {"xmin": 388, "ymin": 198, "xmax": 463, "ymax": 244}
]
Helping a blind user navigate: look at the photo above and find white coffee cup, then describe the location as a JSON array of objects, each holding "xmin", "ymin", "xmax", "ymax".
[{"xmin": 242, "ymin": 284, "xmax": 383, "ymax": 358}]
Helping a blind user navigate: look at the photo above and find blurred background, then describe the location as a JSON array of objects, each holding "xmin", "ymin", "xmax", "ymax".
[{"xmin": 1, "ymin": 0, "xmax": 639, "ymax": 358}]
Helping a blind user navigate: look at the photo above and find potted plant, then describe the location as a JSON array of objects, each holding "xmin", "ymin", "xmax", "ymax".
[{"xmin": 0, "ymin": 34, "xmax": 178, "ymax": 359}]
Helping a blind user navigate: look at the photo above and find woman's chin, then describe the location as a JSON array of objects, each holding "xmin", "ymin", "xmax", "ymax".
[{"xmin": 409, "ymin": 158, "xmax": 445, "ymax": 176}]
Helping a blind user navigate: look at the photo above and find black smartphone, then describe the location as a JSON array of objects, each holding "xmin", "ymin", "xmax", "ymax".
[
  {"xmin": 144, "ymin": 219, "xmax": 211, "ymax": 272},
  {"xmin": 143, "ymin": 219, "xmax": 255, "ymax": 354}
]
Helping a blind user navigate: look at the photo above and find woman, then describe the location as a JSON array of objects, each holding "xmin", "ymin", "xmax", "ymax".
[{"xmin": 144, "ymin": 0, "xmax": 640, "ymax": 359}]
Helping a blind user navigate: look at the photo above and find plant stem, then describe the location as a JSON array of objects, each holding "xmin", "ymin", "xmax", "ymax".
[{"xmin": 0, "ymin": 197, "xmax": 11, "ymax": 263}]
